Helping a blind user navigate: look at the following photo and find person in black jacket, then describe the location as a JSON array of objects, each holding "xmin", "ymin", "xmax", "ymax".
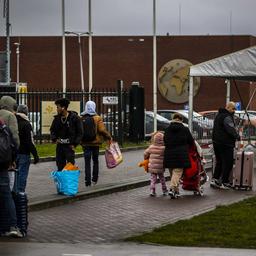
[
  {"xmin": 164, "ymin": 112, "xmax": 194, "ymax": 199},
  {"xmin": 50, "ymin": 98, "xmax": 83, "ymax": 171},
  {"xmin": 16, "ymin": 104, "xmax": 39, "ymax": 192},
  {"xmin": 211, "ymin": 101, "xmax": 240, "ymax": 189}
]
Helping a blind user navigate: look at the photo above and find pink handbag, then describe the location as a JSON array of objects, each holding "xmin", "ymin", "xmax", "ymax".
[{"xmin": 105, "ymin": 141, "xmax": 123, "ymax": 168}]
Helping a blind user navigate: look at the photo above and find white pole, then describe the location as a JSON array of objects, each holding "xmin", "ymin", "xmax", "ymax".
[
  {"xmin": 188, "ymin": 76, "xmax": 194, "ymax": 132},
  {"xmin": 153, "ymin": 0, "xmax": 157, "ymax": 132},
  {"xmin": 88, "ymin": 0, "xmax": 93, "ymax": 99},
  {"xmin": 6, "ymin": 0, "xmax": 10, "ymax": 84},
  {"xmin": 14, "ymin": 42, "xmax": 20, "ymax": 83},
  {"xmin": 62, "ymin": 0, "xmax": 67, "ymax": 94},
  {"xmin": 226, "ymin": 79, "xmax": 230, "ymax": 105},
  {"xmin": 179, "ymin": 3, "xmax": 181, "ymax": 35},
  {"xmin": 78, "ymin": 34, "xmax": 85, "ymax": 92}
]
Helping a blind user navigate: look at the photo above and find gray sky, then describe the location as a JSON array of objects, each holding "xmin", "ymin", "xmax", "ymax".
[{"xmin": 0, "ymin": 0, "xmax": 256, "ymax": 36}]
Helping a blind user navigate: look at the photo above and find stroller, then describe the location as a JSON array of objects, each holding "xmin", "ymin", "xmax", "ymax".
[{"xmin": 181, "ymin": 143, "xmax": 209, "ymax": 196}]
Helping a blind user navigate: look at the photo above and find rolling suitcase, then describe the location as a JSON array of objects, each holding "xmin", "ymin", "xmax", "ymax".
[
  {"xmin": 0, "ymin": 169, "xmax": 28, "ymax": 237},
  {"xmin": 233, "ymin": 151, "xmax": 254, "ymax": 190}
]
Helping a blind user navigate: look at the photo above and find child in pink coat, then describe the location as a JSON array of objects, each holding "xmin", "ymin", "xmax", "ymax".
[{"xmin": 144, "ymin": 132, "xmax": 167, "ymax": 196}]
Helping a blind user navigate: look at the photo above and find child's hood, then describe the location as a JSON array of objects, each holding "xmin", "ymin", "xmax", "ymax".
[{"xmin": 152, "ymin": 132, "xmax": 164, "ymax": 145}]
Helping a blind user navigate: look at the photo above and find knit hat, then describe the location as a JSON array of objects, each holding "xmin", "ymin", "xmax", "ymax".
[
  {"xmin": 17, "ymin": 104, "xmax": 29, "ymax": 115},
  {"xmin": 81, "ymin": 101, "xmax": 97, "ymax": 116}
]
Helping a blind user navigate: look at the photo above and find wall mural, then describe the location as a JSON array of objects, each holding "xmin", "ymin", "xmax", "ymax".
[{"xmin": 158, "ymin": 59, "xmax": 200, "ymax": 103}]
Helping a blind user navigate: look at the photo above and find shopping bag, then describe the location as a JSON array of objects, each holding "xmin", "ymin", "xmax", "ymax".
[
  {"xmin": 63, "ymin": 162, "xmax": 79, "ymax": 171},
  {"xmin": 51, "ymin": 170, "xmax": 80, "ymax": 196},
  {"xmin": 105, "ymin": 141, "xmax": 123, "ymax": 168}
]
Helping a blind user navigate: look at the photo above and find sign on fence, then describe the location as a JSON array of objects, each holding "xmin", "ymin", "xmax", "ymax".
[
  {"xmin": 41, "ymin": 101, "xmax": 81, "ymax": 134},
  {"xmin": 103, "ymin": 96, "xmax": 118, "ymax": 105}
]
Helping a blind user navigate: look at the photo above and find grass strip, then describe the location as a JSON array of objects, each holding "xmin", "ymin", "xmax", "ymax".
[
  {"xmin": 35, "ymin": 141, "xmax": 149, "ymax": 158},
  {"xmin": 126, "ymin": 196, "xmax": 256, "ymax": 249}
]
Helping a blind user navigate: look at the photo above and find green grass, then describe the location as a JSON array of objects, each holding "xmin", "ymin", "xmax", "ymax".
[
  {"xmin": 35, "ymin": 141, "xmax": 149, "ymax": 158},
  {"xmin": 126, "ymin": 196, "xmax": 256, "ymax": 249}
]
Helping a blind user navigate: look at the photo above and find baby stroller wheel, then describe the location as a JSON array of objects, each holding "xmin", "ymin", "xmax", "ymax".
[{"xmin": 194, "ymin": 187, "xmax": 204, "ymax": 196}]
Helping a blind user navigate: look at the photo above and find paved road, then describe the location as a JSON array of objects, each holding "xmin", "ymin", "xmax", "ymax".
[
  {"xmin": 1, "ymin": 147, "xmax": 256, "ymax": 255},
  {"xmin": 1, "ymin": 242, "xmax": 256, "ymax": 256},
  {"xmin": 1, "ymin": 183, "xmax": 256, "ymax": 255},
  {"xmin": 22, "ymin": 182, "xmax": 256, "ymax": 243},
  {"xmin": 26, "ymin": 149, "xmax": 148, "ymax": 203}
]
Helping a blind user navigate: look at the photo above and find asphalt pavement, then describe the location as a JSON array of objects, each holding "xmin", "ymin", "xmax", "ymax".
[{"xmin": 1, "ymin": 147, "xmax": 256, "ymax": 255}]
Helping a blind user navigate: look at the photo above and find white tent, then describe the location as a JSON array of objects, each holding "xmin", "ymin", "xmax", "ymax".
[{"xmin": 188, "ymin": 45, "xmax": 256, "ymax": 130}]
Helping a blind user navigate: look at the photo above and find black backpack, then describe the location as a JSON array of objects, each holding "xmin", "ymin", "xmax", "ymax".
[
  {"xmin": 81, "ymin": 115, "xmax": 96, "ymax": 142},
  {"xmin": 0, "ymin": 124, "xmax": 14, "ymax": 163}
]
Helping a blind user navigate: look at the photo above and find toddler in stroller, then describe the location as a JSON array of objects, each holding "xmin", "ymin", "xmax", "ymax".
[{"xmin": 181, "ymin": 141, "xmax": 209, "ymax": 196}]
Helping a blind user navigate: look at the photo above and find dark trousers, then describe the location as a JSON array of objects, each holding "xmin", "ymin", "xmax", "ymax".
[
  {"xmin": 0, "ymin": 170, "xmax": 17, "ymax": 228},
  {"xmin": 83, "ymin": 146, "xmax": 99, "ymax": 186},
  {"xmin": 213, "ymin": 143, "xmax": 234, "ymax": 183},
  {"xmin": 56, "ymin": 144, "xmax": 75, "ymax": 171}
]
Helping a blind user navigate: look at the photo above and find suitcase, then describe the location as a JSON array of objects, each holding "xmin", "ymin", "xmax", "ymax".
[
  {"xmin": 0, "ymin": 169, "xmax": 28, "ymax": 236},
  {"xmin": 233, "ymin": 151, "xmax": 254, "ymax": 190}
]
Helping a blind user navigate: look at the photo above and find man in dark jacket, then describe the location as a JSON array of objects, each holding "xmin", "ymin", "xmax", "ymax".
[
  {"xmin": 16, "ymin": 104, "xmax": 39, "ymax": 192},
  {"xmin": 211, "ymin": 101, "xmax": 240, "ymax": 189},
  {"xmin": 164, "ymin": 113, "xmax": 194, "ymax": 199},
  {"xmin": 50, "ymin": 98, "xmax": 83, "ymax": 171}
]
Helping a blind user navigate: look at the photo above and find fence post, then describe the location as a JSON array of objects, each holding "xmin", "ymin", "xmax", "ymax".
[{"xmin": 117, "ymin": 80, "xmax": 123, "ymax": 147}]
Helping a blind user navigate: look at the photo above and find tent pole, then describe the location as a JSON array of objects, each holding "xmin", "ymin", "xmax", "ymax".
[
  {"xmin": 188, "ymin": 76, "xmax": 194, "ymax": 132},
  {"xmin": 226, "ymin": 79, "xmax": 230, "ymax": 105},
  {"xmin": 246, "ymin": 83, "xmax": 256, "ymax": 110}
]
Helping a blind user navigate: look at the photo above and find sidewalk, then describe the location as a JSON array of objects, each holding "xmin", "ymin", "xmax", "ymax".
[
  {"xmin": 3, "ymin": 147, "xmax": 256, "ymax": 255},
  {"xmin": 27, "ymin": 145, "xmax": 255, "ymax": 211},
  {"xmin": 27, "ymin": 147, "xmax": 151, "ymax": 210}
]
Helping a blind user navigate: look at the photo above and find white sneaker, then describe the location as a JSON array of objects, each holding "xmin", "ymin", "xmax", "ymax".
[
  {"xmin": 219, "ymin": 183, "xmax": 231, "ymax": 190},
  {"xmin": 210, "ymin": 179, "xmax": 221, "ymax": 188},
  {"xmin": 5, "ymin": 226, "xmax": 23, "ymax": 238},
  {"xmin": 150, "ymin": 191, "xmax": 156, "ymax": 197}
]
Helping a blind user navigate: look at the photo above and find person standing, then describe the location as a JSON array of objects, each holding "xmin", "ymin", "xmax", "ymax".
[
  {"xmin": 0, "ymin": 119, "xmax": 23, "ymax": 238},
  {"xmin": 144, "ymin": 131, "xmax": 168, "ymax": 197},
  {"xmin": 0, "ymin": 96, "xmax": 20, "ymax": 147},
  {"xmin": 16, "ymin": 104, "xmax": 39, "ymax": 192},
  {"xmin": 164, "ymin": 113, "xmax": 195, "ymax": 199},
  {"xmin": 50, "ymin": 98, "xmax": 83, "ymax": 171},
  {"xmin": 211, "ymin": 101, "xmax": 240, "ymax": 189},
  {"xmin": 81, "ymin": 101, "xmax": 112, "ymax": 187}
]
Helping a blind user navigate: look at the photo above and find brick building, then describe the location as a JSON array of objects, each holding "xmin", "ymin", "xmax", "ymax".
[{"xmin": 0, "ymin": 35, "xmax": 255, "ymax": 111}]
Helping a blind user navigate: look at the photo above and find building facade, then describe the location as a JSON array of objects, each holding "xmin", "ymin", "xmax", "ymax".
[{"xmin": 0, "ymin": 35, "xmax": 255, "ymax": 111}]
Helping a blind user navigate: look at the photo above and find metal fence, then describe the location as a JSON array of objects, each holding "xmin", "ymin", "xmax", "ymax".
[{"xmin": 0, "ymin": 88, "xmax": 130, "ymax": 144}]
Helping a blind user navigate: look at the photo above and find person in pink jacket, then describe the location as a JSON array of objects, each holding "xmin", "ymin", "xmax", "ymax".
[{"xmin": 144, "ymin": 131, "xmax": 168, "ymax": 196}]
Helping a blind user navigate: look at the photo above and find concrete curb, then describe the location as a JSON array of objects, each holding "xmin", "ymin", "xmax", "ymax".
[
  {"xmin": 38, "ymin": 145, "xmax": 148, "ymax": 163},
  {"xmin": 28, "ymin": 177, "xmax": 150, "ymax": 212},
  {"xmin": 28, "ymin": 175, "xmax": 172, "ymax": 212}
]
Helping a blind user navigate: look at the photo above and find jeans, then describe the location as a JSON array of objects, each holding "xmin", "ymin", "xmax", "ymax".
[
  {"xmin": 16, "ymin": 154, "xmax": 31, "ymax": 192},
  {"xmin": 0, "ymin": 171, "xmax": 17, "ymax": 227},
  {"xmin": 213, "ymin": 143, "xmax": 234, "ymax": 184},
  {"xmin": 56, "ymin": 144, "xmax": 75, "ymax": 171},
  {"xmin": 83, "ymin": 146, "xmax": 99, "ymax": 186}
]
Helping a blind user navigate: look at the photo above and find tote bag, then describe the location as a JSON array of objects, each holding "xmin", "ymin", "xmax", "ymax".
[
  {"xmin": 105, "ymin": 141, "xmax": 123, "ymax": 168},
  {"xmin": 51, "ymin": 169, "xmax": 80, "ymax": 196}
]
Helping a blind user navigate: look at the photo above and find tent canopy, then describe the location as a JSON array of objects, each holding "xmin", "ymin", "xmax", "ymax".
[{"xmin": 189, "ymin": 46, "xmax": 256, "ymax": 81}]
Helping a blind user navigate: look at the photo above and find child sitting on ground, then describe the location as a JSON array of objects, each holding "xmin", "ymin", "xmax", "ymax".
[{"xmin": 144, "ymin": 131, "xmax": 168, "ymax": 196}]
